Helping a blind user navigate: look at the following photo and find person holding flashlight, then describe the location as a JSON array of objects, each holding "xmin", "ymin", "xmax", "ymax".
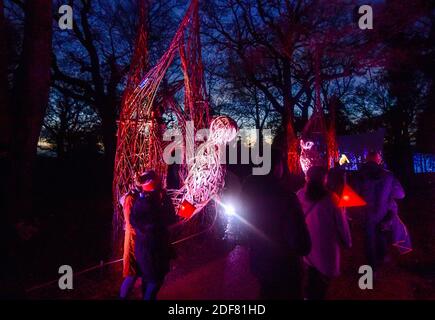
[{"xmin": 241, "ymin": 146, "xmax": 311, "ymax": 300}]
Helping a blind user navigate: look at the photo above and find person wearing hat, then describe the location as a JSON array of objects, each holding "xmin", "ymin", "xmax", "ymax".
[{"xmin": 119, "ymin": 170, "xmax": 177, "ymax": 300}]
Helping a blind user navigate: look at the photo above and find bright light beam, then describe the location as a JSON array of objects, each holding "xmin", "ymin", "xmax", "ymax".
[
  {"xmin": 213, "ymin": 196, "xmax": 271, "ymax": 244},
  {"xmin": 222, "ymin": 203, "xmax": 236, "ymax": 216}
]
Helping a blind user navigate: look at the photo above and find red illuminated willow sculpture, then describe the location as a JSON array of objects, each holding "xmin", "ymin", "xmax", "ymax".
[
  {"xmin": 298, "ymin": 46, "xmax": 339, "ymax": 175},
  {"xmin": 112, "ymin": 0, "xmax": 236, "ymax": 241}
]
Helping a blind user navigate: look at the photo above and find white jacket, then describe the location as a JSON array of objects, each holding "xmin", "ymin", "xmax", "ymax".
[{"xmin": 297, "ymin": 188, "xmax": 352, "ymax": 278}]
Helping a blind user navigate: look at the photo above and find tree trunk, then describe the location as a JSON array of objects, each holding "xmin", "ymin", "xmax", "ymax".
[
  {"xmin": 98, "ymin": 95, "xmax": 118, "ymax": 184},
  {"xmin": 0, "ymin": 0, "xmax": 11, "ymax": 153},
  {"xmin": 416, "ymin": 82, "xmax": 435, "ymax": 153},
  {"xmin": 11, "ymin": 0, "xmax": 52, "ymax": 219},
  {"xmin": 0, "ymin": 0, "xmax": 14, "ymax": 226},
  {"xmin": 56, "ymin": 102, "xmax": 68, "ymax": 159},
  {"xmin": 282, "ymin": 59, "xmax": 294, "ymax": 125},
  {"xmin": 387, "ymin": 67, "xmax": 414, "ymax": 185}
]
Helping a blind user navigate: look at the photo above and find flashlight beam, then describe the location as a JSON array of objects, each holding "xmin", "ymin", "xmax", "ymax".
[{"xmin": 213, "ymin": 196, "xmax": 272, "ymax": 244}]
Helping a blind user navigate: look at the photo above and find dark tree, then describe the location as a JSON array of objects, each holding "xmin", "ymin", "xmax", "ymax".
[
  {"xmin": 415, "ymin": 1, "xmax": 435, "ymax": 154},
  {"xmin": 4, "ymin": 0, "xmax": 52, "ymax": 219},
  {"xmin": 51, "ymin": 0, "xmax": 186, "ymax": 178},
  {"xmin": 0, "ymin": 0, "xmax": 51, "ymax": 299},
  {"xmin": 0, "ymin": 0, "xmax": 10, "ymax": 152},
  {"xmin": 203, "ymin": 0, "xmax": 376, "ymax": 151}
]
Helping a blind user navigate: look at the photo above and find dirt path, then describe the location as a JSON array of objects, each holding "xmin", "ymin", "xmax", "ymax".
[{"xmin": 27, "ymin": 231, "xmax": 435, "ymax": 300}]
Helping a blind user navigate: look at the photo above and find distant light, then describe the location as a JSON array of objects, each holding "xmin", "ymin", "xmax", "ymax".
[{"xmin": 339, "ymin": 154, "xmax": 350, "ymax": 166}]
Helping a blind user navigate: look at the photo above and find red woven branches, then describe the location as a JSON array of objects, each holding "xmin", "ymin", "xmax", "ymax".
[{"xmin": 113, "ymin": 0, "xmax": 212, "ymax": 236}]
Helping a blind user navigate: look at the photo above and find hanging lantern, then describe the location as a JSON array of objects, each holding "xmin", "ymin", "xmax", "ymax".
[{"xmin": 178, "ymin": 200, "xmax": 197, "ymax": 219}]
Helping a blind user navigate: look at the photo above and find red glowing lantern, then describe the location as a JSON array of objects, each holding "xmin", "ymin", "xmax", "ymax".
[
  {"xmin": 141, "ymin": 180, "xmax": 157, "ymax": 192},
  {"xmin": 337, "ymin": 184, "xmax": 367, "ymax": 207},
  {"xmin": 178, "ymin": 200, "xmax": 197, "ymax": 219}
]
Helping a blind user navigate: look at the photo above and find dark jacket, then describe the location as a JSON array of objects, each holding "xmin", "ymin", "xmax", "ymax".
[
  {"xmin": 130, "ymin": 190, "xmax": 176, "ymax": 282},
  {"xmin": 356, "ymin": 162, "xmax": 405, "ymax": 225},
  {"xmin": 241, "ymin": 174, "xmax": 311, "ymax": 278}
]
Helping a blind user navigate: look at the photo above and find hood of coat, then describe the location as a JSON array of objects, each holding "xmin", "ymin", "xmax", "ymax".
[{"xmin": 360, "ymin": 161, "xmax": 385, "ymax": 180}]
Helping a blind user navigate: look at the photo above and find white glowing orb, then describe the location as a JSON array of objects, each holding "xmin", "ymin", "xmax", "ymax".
[{"xmin": 224, "ymin": 203, "xmax": 236, "ymax": 216}]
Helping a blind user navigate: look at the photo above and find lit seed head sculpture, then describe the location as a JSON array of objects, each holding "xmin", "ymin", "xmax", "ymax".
[
  {"xmin": 209, "ymin": 116, "xmax": 238, "ymax": 143},
  {"xmin": 300, "ymin": 133, "xmax": 328, "ymax": 174},
  {"xmin": 174, "ymin": 116, "xmax": 238, "ymax": 218}
]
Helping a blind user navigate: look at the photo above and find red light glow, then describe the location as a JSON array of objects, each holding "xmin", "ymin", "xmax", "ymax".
[
  {"xmin": 178, "ymin": 200, "xmax": 196, "ymax": 219},
  {"xmin": 337, "ymin": 184, "xmax": 367, "ymax": 207}
]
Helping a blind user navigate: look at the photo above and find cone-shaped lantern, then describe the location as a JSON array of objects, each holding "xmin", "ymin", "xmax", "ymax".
[{"xmin": 337, "ymin": 184, "xmax": 367, "ymax": 207}]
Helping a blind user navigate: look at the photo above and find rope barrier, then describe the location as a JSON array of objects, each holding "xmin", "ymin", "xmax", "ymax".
[
  {"xmin": 25, "ymin": 210, "xmax": 219, "ymax": 293},
  {"xmin": 25, "ymin": 258, "xmax": 123, "ymax": 293}
]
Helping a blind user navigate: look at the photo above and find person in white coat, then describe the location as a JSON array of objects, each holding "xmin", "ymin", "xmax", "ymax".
[{"xmin": 297, "ymin": 166, "xmax": 352, "ymax": 300}]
